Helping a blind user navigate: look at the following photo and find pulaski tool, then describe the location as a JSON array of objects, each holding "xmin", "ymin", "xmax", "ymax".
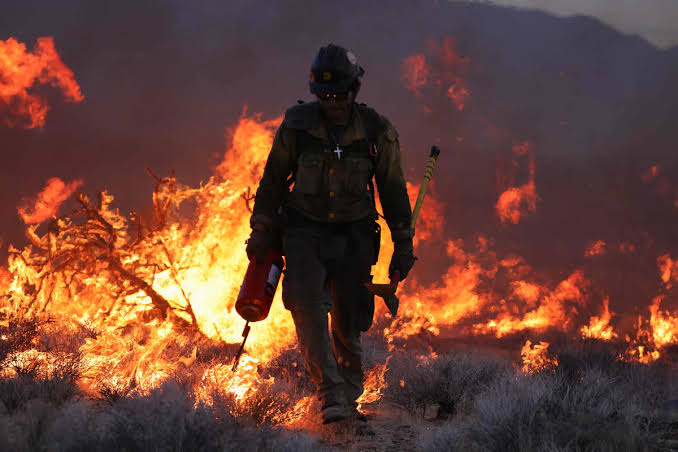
[{"xmin": 365, "ymin": 145, "xmax": 441, "ymax": 316}]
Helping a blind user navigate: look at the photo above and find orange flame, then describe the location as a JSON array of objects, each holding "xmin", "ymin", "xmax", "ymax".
[
  {"xmin": 357, "ymin": 357, "xmax": 390, "ymax": 409},
  {"xmin": 495, "ymin": 184, "xmax": 537, "ymax": 225},
  {"xmin": 620, "ymin": 255, "xmax": 678, "ymax": 362},
  {"xmin": 433, "ymin": 37, "xmax": 470, "ymax": 110},
  {"xmin": 496, "ymin": 141, "xmax": 537, "ymax": 224},
  {"xmin": 581, "ymin": 297, "xmax": 617, "ymax": 340},
  {"xmin": 0, "ymin": 37, "xmax": 84, "ymax": 128},
  {"xmin": 657, "ymin": 254, "xmax": 677, "ymax": 288},
  {"xmin": 18, "ymin": 177, "xmax": 83, "ymax": 224},
  {"xmin": 649, "ymin": 297, "xmax": 678, "ymax": 349},
  {"xmin": 521, "ymin": 340, "xmax": 558, "ymax": 374},
  {"xmin": 511, "ymin": 281, "xmax": 541, "ymax": 306},
  {"xmin": 216, "ymin": 106, "xmax": 282, "ymax": 185},
  {"xmin": 473, "ymin": 270, "xmax": 588, "ymax": 338}
]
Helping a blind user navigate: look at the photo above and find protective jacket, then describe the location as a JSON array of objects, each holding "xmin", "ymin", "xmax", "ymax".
[{"xmin": 251, "ymin": 101, "xmax": 412, "ymax": 241}]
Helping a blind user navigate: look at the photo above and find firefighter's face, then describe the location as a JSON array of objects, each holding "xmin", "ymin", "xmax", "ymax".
[{"xmin": 318, "ymin": 90, "xmax": 355, "ymax": 124}]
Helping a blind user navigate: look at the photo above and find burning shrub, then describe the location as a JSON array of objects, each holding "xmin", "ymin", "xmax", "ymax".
[
  {"xmin": 207, "ymin": 377, "xmax": 303, "ymax": 426},
  {"xmin": 384, "ymin": 350, "xmax": 509, "ymax": 418},
  {"xmin": 549, "ymin": 338, "xmax": 675, "ymax": 413},
  {"xmin": 0, "ymin": 358, "xmax": 81, "ymax": 412},
  {"xmin": 0, "ymin": 318, "xmax": 46, "ymax": 365},
  {"xmin": 0, "ymin": 380, "xmax": 323, "ymax": 452},
  {"xmin": 0, "ymin": 320, "xmax": 83, "ymax": 414},
  {"xmin": 417, "ymin": 339, "xmax": 674, "ymax": 450},
  {"xmin": 101, "ymin": 381, "xmax": 323, "ymax": 451},
  {"xmin": 258, "ymin": 346, "xmax": 314, "ymax": 394},
  {"xmin": 419, "ymin": 363, "xmax": 666, "ymax": 451}
]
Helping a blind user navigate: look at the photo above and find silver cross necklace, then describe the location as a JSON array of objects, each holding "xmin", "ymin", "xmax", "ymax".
[
  {"xmin": 325, "ymin": 111, "xmax": 352, "ymax": 160},
  {"xmin": 334, "ymin": 143, "xmax": 343, "ymax": 160}
]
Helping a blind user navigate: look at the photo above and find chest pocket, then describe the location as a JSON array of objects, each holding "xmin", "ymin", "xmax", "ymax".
[
  {"xmin": 344, "ymin": 156, "xmax": 373, "ymax": 195},
  {"xmin": 294, "ymin": 151, "xmax": 324, "ymax": 194}
]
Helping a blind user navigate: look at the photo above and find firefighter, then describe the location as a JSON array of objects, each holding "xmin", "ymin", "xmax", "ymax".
[{"xmin": 246, "ymin": 44, "xmax": 415, "ymax": 424}]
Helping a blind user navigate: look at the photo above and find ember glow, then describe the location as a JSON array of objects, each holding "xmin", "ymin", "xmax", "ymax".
[{"xmin": 0, "ymin": 37, "xmax": 83, "ymax": 128}]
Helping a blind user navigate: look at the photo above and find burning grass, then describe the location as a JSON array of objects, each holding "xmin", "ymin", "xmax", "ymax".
[
  {"xmin": 418, "ymin": 345, "xmax": 677, "ymax": 452},
  {"xmin": 0, "ymin": 317, "xmax": 676, "ymax": 451},
  {"xmin": 0, "ymin": 319, "xmax": 323, "ymax": 451},
  {"xmin": 384, "ymin": 350, "xmax": 509, "ymax": 418}
]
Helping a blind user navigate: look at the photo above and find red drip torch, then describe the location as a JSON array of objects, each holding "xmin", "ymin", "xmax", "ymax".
[{"xmin": 232, "ymin": 248, "xmax": 284, "ymax": 371}]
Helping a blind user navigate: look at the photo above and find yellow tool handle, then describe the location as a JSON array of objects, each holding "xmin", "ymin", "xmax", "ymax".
[{"xmin": 411, "ymin": 146, "xmax": 441, "ymax": 230}]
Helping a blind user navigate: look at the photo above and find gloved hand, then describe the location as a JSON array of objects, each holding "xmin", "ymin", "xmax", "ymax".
[
  {"xmin": 246, "ymin": 226, "xmax": 272, "ymax": 262},
  {"xmin": 389, "ymin": 238, "xmax": 416, "ymax": 280}
]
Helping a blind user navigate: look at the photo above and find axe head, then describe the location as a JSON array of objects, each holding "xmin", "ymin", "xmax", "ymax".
[
  {"xmin": 383, "ymin": 294, "xmax": 399, "ymax": 317},
  {"xmin": 364, "ymin": 272, "xmax": 401, "ymax": 316}
]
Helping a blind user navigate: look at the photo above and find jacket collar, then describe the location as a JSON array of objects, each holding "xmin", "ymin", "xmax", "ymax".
[{"xmin": 306, "ymin": 102, "xmax": 367, "ymax": 145}]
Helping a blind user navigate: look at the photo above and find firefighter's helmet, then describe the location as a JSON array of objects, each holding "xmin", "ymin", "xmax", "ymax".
[{"xmin": 309, "ymin": 44, "xmax": 364, "ymax": 96}]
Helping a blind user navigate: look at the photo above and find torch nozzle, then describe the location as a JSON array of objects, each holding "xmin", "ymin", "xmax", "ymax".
[{"xmin": 231, "ymin": 321, "xmax": 251, "ymax": 372}]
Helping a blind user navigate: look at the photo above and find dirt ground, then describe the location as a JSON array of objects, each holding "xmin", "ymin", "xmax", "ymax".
[{"xmin": 290, "ymin": 403, "xmax": 433, "ymax": 452}]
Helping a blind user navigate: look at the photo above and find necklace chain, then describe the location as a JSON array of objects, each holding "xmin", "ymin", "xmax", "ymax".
[
  {"xmin": 325, "ymin": 107, "xmax": 353, "ymax": 153},
  {"xmin": 327, "ymin": 123, "xmax": 347, "ymax": 151}
]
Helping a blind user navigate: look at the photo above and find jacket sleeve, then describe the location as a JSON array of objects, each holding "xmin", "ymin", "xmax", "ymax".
[
  {"xmin": 251, "ymin": 126, "xmax": 295, "ymax": 229},
  {"xmin": 374, "ymin": 121, "xmax": 413, "ymax": 241}
]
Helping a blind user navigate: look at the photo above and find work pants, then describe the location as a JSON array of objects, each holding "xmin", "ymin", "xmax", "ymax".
[{"xmin": 281, "ymin": 214, "xmax": 376, "ymax": 405}]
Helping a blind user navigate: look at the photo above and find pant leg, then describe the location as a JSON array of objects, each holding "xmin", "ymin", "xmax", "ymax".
[
  {"xmin": 281, "ymin": 228, "xmax": 344, "ymax": 399},
  {"xmin": 328, "ymin": 227, "xmax": 376, "ymax": 405},
  {"xmin": 330, "ymin": 298, "xmax": 364, "ymax": 405}
]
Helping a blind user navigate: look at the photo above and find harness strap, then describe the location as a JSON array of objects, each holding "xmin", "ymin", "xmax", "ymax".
[
  {"xmin": 359, "ymin": 104, "xmax": 382, "ymax": 200},
  {"xmin": 285, "ymin": 102, "xmax": 385, "ymax": 199}
]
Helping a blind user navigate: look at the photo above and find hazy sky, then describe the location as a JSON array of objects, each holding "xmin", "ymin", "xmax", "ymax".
[{"xmin": 475, "ymin": 0, "xmax": 678, "ymax": 48}]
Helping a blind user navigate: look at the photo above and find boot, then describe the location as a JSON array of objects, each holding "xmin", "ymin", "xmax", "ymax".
[
  {"xmin": 345, "ymin": 397, "xmax": 368, "ymax": 422},
  {"xmin": 321, "ymin": 390, "xmax": 349, "ymax": 424}
]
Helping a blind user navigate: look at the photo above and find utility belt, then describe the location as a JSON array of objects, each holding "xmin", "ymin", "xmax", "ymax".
[{"xmin": 282, "ymin": 207, "xmax": 380, "ymax": 265}]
